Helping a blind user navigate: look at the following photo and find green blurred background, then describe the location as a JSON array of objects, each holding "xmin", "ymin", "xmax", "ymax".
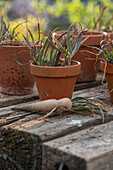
[{"xmin": 0, "ymin": 0, "xmax": 113, "ymax": 34}]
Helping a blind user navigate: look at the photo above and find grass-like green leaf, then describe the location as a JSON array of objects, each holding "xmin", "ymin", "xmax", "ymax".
[
  {"xmin": 79, "ymin": 20, "xmax": 90, "ymax": 34},
  {"xmin": 12, "ymin": 21, "xmax": 27, "ymax": 37},
  {"xmin": 15, "ymin": 58, "xmax": 32, "ymax": 66},
  {"xmin": 37, "ymin": 16, "xmax": 40, "ymax": 40},
  {"xmin": 66, "ymin": 24, "xmax": 72, "ymax": 53},
  {"xmin": 27, "ymin": 28, "xmax": 34, "ymax": 44},
  {"xmin": 71, "ymin": 33, "xmax": 82, "ymax": 58},
  {"xmin": 0, "ymin": 17, "xmax": 7, "ymax": 36},
  {"xmin": 26, "ymin": 30, "xmax": 32, "ymax": 49},
  {"xmin": 53, "ymin": 37, "xmax": 68, "ymax": 55},
  {"xmin": 39, "ymin": 28, "xmax": 58, "ymax": 65},
  {"xmin": 81, "ymin": 35, "xmax": 91, "ymax": 45},
  {"xmin": 71, "ymin": 96, "xmax": 109, "ymax": 121}
]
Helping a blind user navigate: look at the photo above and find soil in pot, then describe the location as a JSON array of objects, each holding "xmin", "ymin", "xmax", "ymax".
[
  {"xmin": 0, "ymin": 45, "xmax": 34, "ymax": 95},
  {"xmin": 30, "ymin": 60, "xmax": 81, "ymax": 101},
  {"xmin": 100, "ymin": 61, "xmax": 113, "ymax": 103},
  {"xmin": 53, "ymin": 30, "xmax": 104, "ymax": 82}
]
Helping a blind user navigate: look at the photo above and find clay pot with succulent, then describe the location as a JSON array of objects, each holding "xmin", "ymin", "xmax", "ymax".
[
  {"xmin": 18, "ymin": 20, "xmax": 91, "ymax": 101},
  {"xmin": 0, "ymin": 17, "xmax": 34, "ymax": 95},
  {"xmin": 97, "ymin": 33, "xmax": 113, "ymax": 103},
  {"xmin": 53, "ymin": 26, "xmax": 104, "ymax": 83}
]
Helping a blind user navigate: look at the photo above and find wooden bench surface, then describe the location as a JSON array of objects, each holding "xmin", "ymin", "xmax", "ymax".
[
  {"xmin": 42, "ymin": 121, "xmax": 113, "ymax": 170},
  {"xmin": 0, "ymin": 84, "xmax": 112, "ymax": 142},
  {"xmin": 0, "ymin": 72, "xmax": 112, "ymax": 170},
  {"xmin": 0, "ymin": 84, "xmax": 38, "ymax": 108}
]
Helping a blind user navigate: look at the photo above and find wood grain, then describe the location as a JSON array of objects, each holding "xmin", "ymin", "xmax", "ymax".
[
  {"xmin": 42, "ymin": 121, "xmax": 113, "ymax": 170},
  {"xmin": 0, "ymin": 83, "xmax": 112, "ymax": 170},
  {"xmin": 0, "ymin": 84, "xmax": 39, "ymax": 108}
]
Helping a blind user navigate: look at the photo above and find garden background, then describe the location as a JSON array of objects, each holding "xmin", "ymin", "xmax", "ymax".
[{"xmin": 0, "ymin": 0, "xmax": 113, "ymax": 37}]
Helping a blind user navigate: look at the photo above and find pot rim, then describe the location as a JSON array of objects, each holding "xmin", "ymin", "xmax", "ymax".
[
  {"xmin": 31, "ymin": 60, "xmax": 81, "ymax": 68},
  {"xmin": 100, "ymin": 61, "xmax": 113, "ymax": 74},
  {"xmin": 53, "ymin": 30, "xmax": 105, "ymax": 46},
  {"xmin": 0, "ymin": 45, "xmax": 28, "ymax": 48},
  {"xmin": 53, "ymin": 30, "xmax": 104, "ymax": 38},
  {"xmin": 0, "ymin": 41, "xmax": 29, "ymax": 48},
  {"xmin": 30, "ymin": 60, "xmax": 81, "ymax": 77}
]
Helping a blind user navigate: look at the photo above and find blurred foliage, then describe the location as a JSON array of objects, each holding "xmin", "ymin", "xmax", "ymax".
[
  {"xmin": 6, "ymin": 15, "xmax": 45, "ymax": 42},
  {"xmin": 1, "ymin": 0, "xmax": 113, "ymax": 34},
  {"xmin": 32, "ymin": 0, "xmax": 113, "ymax": 31},
  {"xmin": 0, "ymin": 1, "xmax": 46, "ymax": 42},
  {"xmin": 0, "ymin": 15, "xmax": 44, "ymax": 42},
  {"xmin": 84, "ymin": 0, "xmax": 113, "ymax": 31},
  {"xmin": 0, "ymin": 1, "xmax": 5, "ymax": 8}
]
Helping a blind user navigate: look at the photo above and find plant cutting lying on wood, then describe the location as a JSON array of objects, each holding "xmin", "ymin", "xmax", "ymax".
[{"xmin": 12, "ymin": 96, "xmax": 111, "ymax": 122}]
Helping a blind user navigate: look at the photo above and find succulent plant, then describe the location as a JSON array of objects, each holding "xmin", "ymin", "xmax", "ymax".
[
  {"xmin": 20, "ymin": 18, "xmax": 90, "ymax": 66},
  {"xmin": 97, "ymin": 33, "xmax": 113, "ymax": 64},
  {"xmin": 0, "ymin": 17, "xmax": 27, "ymax": 45},
  {"xmin": 0, "ymin": 17, "xmax": 8, "ymax": 43}
]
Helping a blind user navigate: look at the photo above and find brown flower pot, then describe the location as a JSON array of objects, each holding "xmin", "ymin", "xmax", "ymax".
[
  {"xmin": 30, "ymin": 60, "xmax": 81, "ymax": 101},
  {"xmin": 0, "ymin": 45, "xmax": 34, "ymax": 95},
  {"xmin": 100, "ymin": 61, "xmax": 113, "ymax": 103},
  {"xmin": 108, "ymin": 31, "xmax": 113, "ymax": 40},
  {"xmin": 53, "ymin": 30, "xmax": 104, "ymax": 82},
  {"xmin": 74, "ymin": 45, "xmax": 100, "ymax": 82}
]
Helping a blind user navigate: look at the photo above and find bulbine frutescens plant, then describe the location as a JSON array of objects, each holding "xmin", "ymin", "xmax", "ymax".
[
  {"xmin": 97, "ymin": 34, "xmax": 113, "ymax": 64},
  {"xmin": 22, "ymin": 19, "xmax": 90, "ymax": 67},
  {"xmin": 0, "ymin": 17, "xmax": 28, "ymax": 45},
  {"xmin": 0, "ymin": 17, "xmax": 8, "ymax": 43}
]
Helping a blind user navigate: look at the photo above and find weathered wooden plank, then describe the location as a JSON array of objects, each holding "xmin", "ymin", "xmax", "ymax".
[
  {"xmin": 0, "ymin": 128, "xmax": 42, "ymax": 170},
  {"xmin": 0, "ymin": 84, "xmax": 111, "ymax": 170},
  {"xmin": 0, "ymin": 100, "xmax": 40, "ymax": 118},
  {"xmin": 42, "ymin": 120, "xmax": 113, "ymax": 170},
  {"xmin": 1, "ymin": 85, "xmax": 111, "ymax": 140},
  {"xmin": 0, "ymin": 84, "xmax": 109, "ymax": 121},
  {"xmin": 0, "ymin": 84, "xmax": 39, "ymax": 108}
]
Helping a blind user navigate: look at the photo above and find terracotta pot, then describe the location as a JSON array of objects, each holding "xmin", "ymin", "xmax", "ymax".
[
  {"xmin": 108, "ymin": 31, "xmax": 113, "ymax": 40},
  {"xmin": 0, "ymin": 45, "xmax": 34, "ymax": 95},
  {"xmin": 30, "ymin": 60, "xmax": 81, "ymax": 101},
  {"xmin": 74, "ymin": 46, "xmax": 100, "ymax": 82},
  {"xmin": 100, "ymin": 61, "xmax": 113, "ymax": 103},
  {"xmin": 53, "ymin": 30, "xmax": 104, "ymax": 82}
]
